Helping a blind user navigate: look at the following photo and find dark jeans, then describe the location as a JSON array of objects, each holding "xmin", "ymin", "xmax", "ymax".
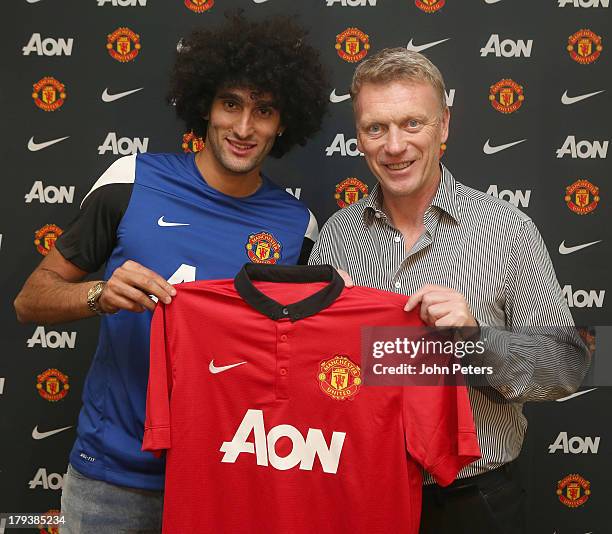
[{"xmin": 420, "ymin": 462, "xmax": 526, "ymax": 534}]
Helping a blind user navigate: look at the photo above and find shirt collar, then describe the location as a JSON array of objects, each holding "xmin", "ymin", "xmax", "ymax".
[
  {"xmin": 234, "ymin": 264, "xmax": 345, "ymax": 322},
  {"xmin": 362, "ymin": 164, "xmax": 462, "ymax": 225}
]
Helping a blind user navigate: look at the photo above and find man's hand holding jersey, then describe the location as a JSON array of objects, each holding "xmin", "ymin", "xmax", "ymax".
[
  {"xmin": 404, "ymin": 284, "xmax": 478, "ymax": 328},
  {"xmin": 98, "ymin": 260, "xmax": 177, "ymax": 314}
]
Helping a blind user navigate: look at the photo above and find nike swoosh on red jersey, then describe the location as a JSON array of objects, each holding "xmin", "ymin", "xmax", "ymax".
[{"xmin": 209, "ymin": 360, "xmax": 247, "ymax": 374}]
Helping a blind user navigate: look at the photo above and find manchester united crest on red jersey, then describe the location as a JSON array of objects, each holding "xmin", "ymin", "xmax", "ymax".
[
  {"xmin": 335, "ymin": 28, "xmax": 370, "ymax": 63},
  {"xmin": 557, "ymin": 474, "xmax": 591, "ymax": 508},
  {"xmin": 37, "ymin": 369, "xmax": 70, "ymax": 402},
  {"xmin": 246, "ymin": 232, "xmax": 282, "ymax": 264},
  {"xmin": 489, "ymin": 79, "xmax": 524, "ymax": 114},
  {"xmin": 185, "ymin": 0, "xmax": 214, "ymax": 13},
  {"xmin": 319, "ymin": 355, "xmax": 362, "ymax": 400},
  {"xmin": 567, "ymin": 29, "xmax": 603, "ymax": 64},
  {"xmin": 415, "ymin": 0, "xmax": 445, "ymax": 13},
  {"xmin": 32, "ymin": 77, "xmax": 66, "ymax": 112},
  {"xmin": 107, "ymin": 27, "xmax": 141, "ymax": 62}
]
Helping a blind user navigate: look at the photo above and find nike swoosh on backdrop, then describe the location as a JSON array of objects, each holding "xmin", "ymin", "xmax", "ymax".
[
  {"xmin": 252, "ymin": 0, "xmax": 270, "ymax": 3},
  {"xmin": 561, "ymin": 90, "xmax": 605, "ymax": 105},
  {"xmin": 558, "ymin": 240, "xmax": 602, "ymax": 255},
  {"xmin": 157, "ymin": 216, "xmax": 190, "ymax": 227},
  {"xmin": 209, "ymin": 360, "xmax": 247, "ymax": 374},
  {"xmin": 483, "ymin": 138, "xmax": 527, "ymax": 155},
  {"xmin": 26, "ymin": 0, "xmax": 44, "ymax": 3},
  {"xmin": 406, "ymin": 38, "xmax": 450, "ymax": 53},
  {"xmin": 330, "ymin": 89, "xmax": 351, "ymax": 103},
  {"xmin": 484, "ymin": 0, "xmax": 503, "ymax": 4},
  {"xmin": 28, "ymin": 136, "xmax": 70, "ymax": 152},
  {"xmin": 556, "ymin": 388, "xmax": 597, "ymax": 402},
  {"xmin": 32, "ymin": 425, "xmax": 72, "ymax": 440},
  {"xmin": 102, "ymin": 87, "xmax": 144, "ymax": 103}
]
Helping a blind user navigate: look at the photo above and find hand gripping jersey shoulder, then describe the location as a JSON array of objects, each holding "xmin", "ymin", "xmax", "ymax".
[{"xmin": 69, "ymin": 153, "xmax": 317, "ymax": 490}]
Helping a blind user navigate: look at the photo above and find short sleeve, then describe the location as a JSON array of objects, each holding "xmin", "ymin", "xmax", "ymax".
[
  {"xmin": 55, "ymin": 156, "xmax": 135, "ymax": 272},
  {"xmin": 403, "ymin": 385, "xmax": 481, "ymax": 487},
  {"xmin": 142, "ymin": 303, "xmax": 173, "ymax": 457}
]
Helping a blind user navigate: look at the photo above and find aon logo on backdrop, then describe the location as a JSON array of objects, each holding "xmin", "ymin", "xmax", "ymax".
[
  {"xmin": 220, "ymin": 409, "xmax": 346, "ymax": 474},
  {"xmin": 25, "ymin": 181, "xmax": 75, "ymax": 204},
  {"xmin": 285, "ymin": 188, "xmax": 301, "ymax": 200},
  {"xmin": 27, "ymin": 326, "xmax": 76, "ymax": 349},
  {"xmin": 23, "ymin": 34, "xmax": 73, "ymax": 56},
  {"xmin": 98, "ymin": 133, "xmax": 149, "ymax": 155},
  {"xmin": 480, "ymin": 35, "xmax": 533, "ymax": 57},
  {"xmin": 486, "ymin": 185, "xmax": 531, "ymax": 208},
  {"xmin": 548, "ymin": 432, "xmax": 600, "ymax": 454},
  {"xmin": 558, "ymin": 0, "xmax": 608, "ymax": 6},
  {"xmin": 556, "ymin": 136, "xmax": 608, "ymax": 158},
  {"xmin": 326, "ymin": 0, "xmax": 377, "ymax": 5},
  {"xmin": 29, "ymin": 468, "xmax": 64, "ymax": 490},
  {"xmin": 563, "ymin": 285, "xmax": 605, "ymax": 308},
  {"xmin": 326, "ymin": 134, "xmax": 363, "ymax": 157},
  {"xmin": 97, "ymin": 0, "xmax": 147, "ymax": 5}
]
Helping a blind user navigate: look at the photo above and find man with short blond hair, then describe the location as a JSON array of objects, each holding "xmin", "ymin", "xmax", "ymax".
[{"xmin": 310, "ymin": 48, "xmax": 589, "ymax": 533}]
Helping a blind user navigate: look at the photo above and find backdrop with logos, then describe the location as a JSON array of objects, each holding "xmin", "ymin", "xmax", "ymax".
[{"xmin": 1, "ymin": 1, "xmax": 610, "ymax": 533}]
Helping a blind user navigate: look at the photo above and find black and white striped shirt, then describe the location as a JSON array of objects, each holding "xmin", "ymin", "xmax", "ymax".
[{"xmin": 309, "ymin": 164, "xmax": 590, "ymax": 480}]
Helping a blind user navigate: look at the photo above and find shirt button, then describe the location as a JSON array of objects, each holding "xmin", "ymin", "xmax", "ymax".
[
  {"xmin": 394, "ymin": 281, "xmax": 401, "ymax": 289},
  {"xmin": 282, "ymin": 307, "xmax": 289, "ymax": 315},
  {"xmin": 375, "ymin": 212, "xmax": 382, "ymax": 219},
  {"xmin": 280, "ymin": 368, "xmax": 288, "ymax": 376},
  {"xmin": 394, "ymin": 235, "xmax": 401, "ymax": 243},
  {"xmin": 280, "ymin": 334, "xmax": 288, "ymax": 342}
]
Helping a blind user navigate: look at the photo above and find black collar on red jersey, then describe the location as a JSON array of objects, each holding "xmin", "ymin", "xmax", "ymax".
[{"xmin": 234, "ymin": 264, "xmax": 344, "ymax": 322}]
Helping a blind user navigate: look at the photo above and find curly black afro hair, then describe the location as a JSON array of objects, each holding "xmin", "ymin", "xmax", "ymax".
[{"xmin": 168, "ymin": 11, "xmax": 329, "ymax": 158}]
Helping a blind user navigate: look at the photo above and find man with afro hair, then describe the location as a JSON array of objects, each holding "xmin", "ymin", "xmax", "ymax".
[{"xmin": 15, "ymin": 12, "xmax": 328, "ymax": 533}]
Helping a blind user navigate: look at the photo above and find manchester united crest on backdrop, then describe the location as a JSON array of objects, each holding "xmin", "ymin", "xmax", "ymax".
[
  {"xmin": 557, "ymin": 474, "xmax": 591, "ymax": 508},
  {"xmin": 567, "ymin": 29, "xmax": 603, "ymax": 64},
  {"xmin": 489, "ymin": 79, "xmax": 525, "ymax": 114},
  {"xmin": 107, "ymin": 27, "xmax": 141, "ymax": 62},
  {"xmin": 182, "ymin": 131, "xmax": 205, "ymax": 153},
  {"xmin": 34, "ymin": 224, "xmax": 63, "ymax": 256},
  {"xmin": 36, "ymin": 369, "xmax": 70, "ymax": 402},
  {"xmin": 335, "ymin": 28, "xmax": 370, "ymax": 63},
  {"xmin": 335, "ymin": 178, "xmax": 369, "ymax": 208},
  {"xmin": 415, "ymin": 0, "xmax": 445, "ymax": 13},
  {"xmin": 565, "ymin": 179, "xmax": 600, "ymax": 215},
  {"xmin": 184, "ymin": 0, "xmax": 214, "ymax": 13},
  {"xmin": 32, "ymin": 77, "xmax": 66, "ymax": 112}
]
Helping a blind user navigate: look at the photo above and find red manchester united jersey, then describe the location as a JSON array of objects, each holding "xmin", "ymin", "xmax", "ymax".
[{"xmin": 143, "ymin": 264, "xmax": 480, "ymax": 533}]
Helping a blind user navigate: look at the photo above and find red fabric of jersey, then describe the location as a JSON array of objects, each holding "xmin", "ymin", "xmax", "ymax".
[{"xmin": 143, "ymin": 277, "xmax": 480, "ymax": 533}]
